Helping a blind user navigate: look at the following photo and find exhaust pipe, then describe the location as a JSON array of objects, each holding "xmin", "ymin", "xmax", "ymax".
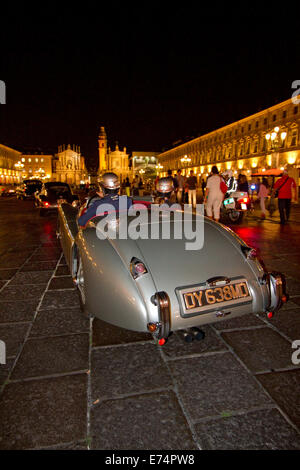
[{"xmin": 178, "ymin": 328, "xmax": 205, "ymax": 343}]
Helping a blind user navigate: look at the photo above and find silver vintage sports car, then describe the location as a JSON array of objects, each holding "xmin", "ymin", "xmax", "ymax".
[{"xmin": 57, "ymin": 197, "xmax": 286, "ymax": 345}]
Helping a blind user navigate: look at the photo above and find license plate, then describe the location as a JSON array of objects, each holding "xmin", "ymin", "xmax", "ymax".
[
  {"xmin": 224, "ymin": 198, "xmax": 234, "ymax": 205},
  {"xmin": 178, "ymin": 279, "xmax": 252, "ymax": 316},
  {"xmin": 241, "ymin": 203, "xmax": 247, "ymax": 210}
]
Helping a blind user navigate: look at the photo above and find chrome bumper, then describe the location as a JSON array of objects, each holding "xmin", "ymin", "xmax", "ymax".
[{"xmin": 267, "ymin": 272, "xmax": 286, "ymax": 313}]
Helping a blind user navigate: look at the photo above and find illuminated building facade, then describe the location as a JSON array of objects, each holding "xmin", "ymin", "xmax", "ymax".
[
  {"xmin": 19, "ymin": 153, "xmax": 53, "ymax": 181},
  {"xmin": 158, "ymin": 97, "xmax": 300, "ymax": 185},
  {"xmin": 132, "ymin": 151, "xmax": 159, "ymax": 178},
  {"xmin": 98, "ymin": 126, "xmax": 130, "ymax": 181},
  {"xmin": 0, "ymin": 144, "xmax": 22, "ymax": 184},
  {"xmin": 53, "ymin": 144, "xmax": 87, "ymax": 184}
]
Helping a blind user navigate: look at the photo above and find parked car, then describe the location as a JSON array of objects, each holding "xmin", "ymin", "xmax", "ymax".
[
  {"xmin": 0, "ymin": 184, "xmax": 17, "ymax": 197},
  {"xmin": 57, "ymin": 197, "xmax": 286, "ymax": 345},
  {"xmin": 16, "ymin": 179, "xmax": 42, "ymax": 200},
  {"xmin": 35, "ymin": 181, "xmax": 79, "ymax": 216}
]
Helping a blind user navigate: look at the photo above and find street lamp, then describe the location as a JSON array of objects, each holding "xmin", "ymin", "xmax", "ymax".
[
  {"xmin": 180, "ymin": 155, "xmax": 191, "ymax": 165},
  {"xmin": 265, "ymin": 127, "xmax": 287, "ymax": 168},
  {"xmin": 155, "ymin": 163, "xmax": 163, "ymax": 175}
]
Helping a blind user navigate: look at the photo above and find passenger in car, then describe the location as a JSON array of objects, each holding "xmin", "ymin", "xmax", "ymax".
[{"xmin": 78, "ymin": 172, "xmax": 132, "ymax": 227}]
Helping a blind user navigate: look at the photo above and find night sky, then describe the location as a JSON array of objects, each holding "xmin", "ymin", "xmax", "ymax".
[{"xmin": 0, "ymin": 5, "xmax": 299, "ymax": 170}]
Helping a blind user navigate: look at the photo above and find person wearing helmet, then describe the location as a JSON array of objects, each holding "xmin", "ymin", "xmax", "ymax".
[
  {"xmin": 77, "ymin": 172, "xmax": 132, "ymax": 227},
  {"xmin": 222, "ymin": 169, "xmax": 237, "ymax": 195},
  {"xmin": 154, "ymin": 177, "xmax": 174, "ymax": 206}
]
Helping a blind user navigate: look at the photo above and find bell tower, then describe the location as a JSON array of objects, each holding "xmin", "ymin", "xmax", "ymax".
[{"xmin": 98, "ymin": 126, "xmax": 107, "ymax": 174}]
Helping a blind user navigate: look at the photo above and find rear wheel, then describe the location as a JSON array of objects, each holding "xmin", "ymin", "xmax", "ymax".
[
  {"xmin": 76, "ymin": 254, "xmax": 93, "ymax": 318},
  {"xmin": 228, "ymin": 210, "xmax": 243, "ymax": 224}
]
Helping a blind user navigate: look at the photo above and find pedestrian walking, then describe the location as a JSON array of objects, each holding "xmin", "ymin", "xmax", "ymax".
[
  {"xmin": 271, "ymin": 169, "xmax": 297, "ymax": 224},
  {"xmin": 238, "ymin": 174, "xmax": 249, "ymax": 192},
  {"xmin": 205, "ymin": 166, "xmax": 224, "ymax": 222},
  {"xmin": 175, "ymin": 169, "xmax": 185, "ymax": 204},
  {"xmin": 257, "ymin": 177, "xmax": 269, "ymax": 219},
  {"xmin": 125, "ymin": 177, "xmax": 131, "ymax": 197},
  {"xmin": 167, "ymin": 169, "xmax": 178, "ymax": 203},
  {"xmin": 201, "ymin": 178, "xmax": 206, "ymax": 199},
  {"xmin": 132, "ymin": 175, "xmax": 139, "ymax": 196},
  {"xmin": 186, "ymin": 170, "xmax": 198, "ymax": 208}
]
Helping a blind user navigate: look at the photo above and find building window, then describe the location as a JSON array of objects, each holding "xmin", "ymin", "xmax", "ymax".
[
  {"xmin": 256, "ymin": 121, "xmax": 259, "ymax": 128},
  {"xmin": 273, "ymin": 114, "xmax": 277, "ymax": 121},
  {"xmin": 248, "ymin": 124, "xmax": 251, "ymax": 131},
  {"xmin": 282, "ymin": 110, "xmax": 287, "ymax": 118},
  {"xmin": 294, "ymin": 106, "xmax": 298, "ymax": 115},
  {"xmin": 264, "ymin": 118, "xmax": 267, "ymax": 125},
  {"xmin": 291, "ymin": 130, "xmax": 298, "ymax": 146},
  {"xmin": 28, "ymin": 158, "xmax": 31, "ymax": 162}
]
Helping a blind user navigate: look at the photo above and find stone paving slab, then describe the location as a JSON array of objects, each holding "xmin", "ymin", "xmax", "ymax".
[
  {"xmin": 0, "ymin": 269, "xmax": 18, "ymax": 280},
  {"xmin": 161, "ymin": 326, "xmax": 226, "ymax": 359},
  {"xmin": 11, "ymin": 334, "xmax": 89, "ymax": 380},
  {"xmin": 90, "ymin": 391, "xmax": 198, "ymax": 450},
  {"xmin": 285, "ymin": 277, "xmax": 300, "ymax": 297},
  {"xmin": 91, "ymin": 343, "xmax": 173, "ymax": 401},
  {"xmin": 20, "ymin": 261, "xmax": 58, "ymax": 272},
  {"xmin": 40, "ymin": 289, "xmax": 81, "ymax": 310},
  {"xmin": 0, "ymin": 373, "xmax": 87, "ymax": 450},
  {"xmin": 256, "ymin": 370, "xmax": 300, "ymax": 429},
  {"xmin": 264, "ymin": 309, "xmax": 300, "ymax": 342},
  {"xmin": 0, "ymin": 284, "xmax": 47, "ymax": 301},
  {"xmin": 30, "ymin": 308, "xmax": 90, "ymax": 338},
  {"xmin": 221, "ymin": 327, "xmax": 297, "ymax": 373},
  {"xmin": 92, "ymin": 318, "xmax": 152, "ymax": 347},
  {"xmin": 168, "ymin": 352, "xmax": 271, "ymax": 422},
  {"xmin": 0, "ymin": 323, "xmax": 30, "ymax": 358},
  {"xmin": 55, "ymin": 265, "xmax": 71, "ymax": 276},
  {"xmin": 211, "ymin": 313, "xmax": 265, "ymax": 331},
  {"xmin": 48, "ymin": 276, "xmax": 75, "ymax": 290},
  {"xmin": 9, "ymin": 271, "xmax": 53, "ymax": 285},
  {"xmin": 0, "ymin": 299, "xmax": 40, "ymax": 323},
  {"xmin": 0, "ymin": 358, "xmax": 14, "ymax": 388},
  {"xmin": 194, "ymin": 408, "xmax": 300, "ymax": 450}
]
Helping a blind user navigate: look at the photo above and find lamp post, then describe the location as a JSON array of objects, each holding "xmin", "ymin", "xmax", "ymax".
[
  {"xmin": 14, "ymin": 161, "xmax": 24, "ymax": 182},
  {"xmin": 155, "ymin": 163, "xmax": 163, "ymax": 175},
  {"xmin": 180, "ymin": 155, "xmax": 191, "ymax": 175},
  {"xmin": 265, "ymin": 126, "xmax": 287, "ymax": 168}
]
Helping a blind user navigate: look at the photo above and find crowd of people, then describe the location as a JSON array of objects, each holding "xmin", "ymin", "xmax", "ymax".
[{"xmin": 82, "ymin": 167, "xmax": 297, "ymax": 227}]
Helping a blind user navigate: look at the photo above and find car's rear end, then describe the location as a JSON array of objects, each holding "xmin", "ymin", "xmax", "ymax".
[{"xmin": 83, "ymin": 214, "xmax": 286, "ymax": 344}]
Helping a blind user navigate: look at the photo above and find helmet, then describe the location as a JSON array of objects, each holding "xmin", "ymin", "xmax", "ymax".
[
  {"xmin": 222, "ymin": 169, "xmax": 233, "ymax": 178},
  {"xmin": 99, "ymin": 172, "xmax": 120, "ymax": 190},
  {"xmin": 156, "ymin": 177, "xmax": 174, "ymax": 194}
]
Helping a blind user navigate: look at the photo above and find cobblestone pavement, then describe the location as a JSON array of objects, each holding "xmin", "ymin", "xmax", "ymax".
[{"xmin": 0, "ymin": 197, "xmax": 299, "ymax": 450}]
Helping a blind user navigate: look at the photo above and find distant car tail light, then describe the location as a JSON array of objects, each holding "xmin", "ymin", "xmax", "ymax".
[
  {"xmin": 130, "ymin": 257, "xmax": 148, "ymax": 279},
  {"xmin": 43, "ymin": 201, "xmax": 49, "ymax": 207},
  {"xmin": 238, "ymin": 197, "xmax": 250, "ymax": 204},
  {"xmin": 241, "ymin": 245, "xmax": 257, "ymax": 260}
]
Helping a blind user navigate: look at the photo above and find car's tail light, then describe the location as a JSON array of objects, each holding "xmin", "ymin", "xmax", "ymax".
[
  {"xmin": 241, "ymin": 245, "xmax": 257, "ymax": 260},
  {"xmin": 130, "ymin": 257, "xmax": 148, "ymax": 279},
  {"xmin": 43, "ymin": 201, "xmax": 49, "ymax": 207}
]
